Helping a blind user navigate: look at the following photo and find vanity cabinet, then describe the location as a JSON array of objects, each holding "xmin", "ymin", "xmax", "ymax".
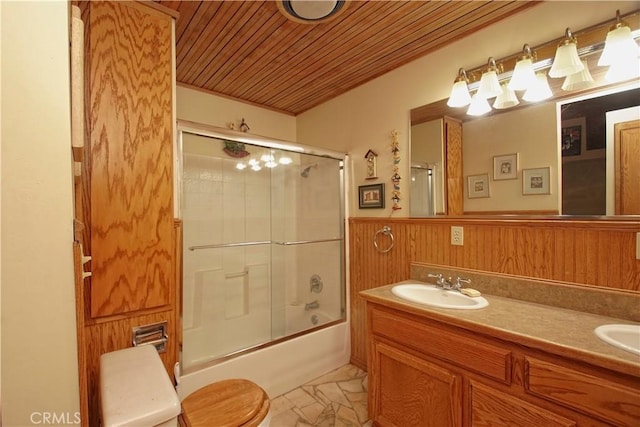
[{"xmin": 366, "ymin": 302, "xmax": 640, "ymax": 426}]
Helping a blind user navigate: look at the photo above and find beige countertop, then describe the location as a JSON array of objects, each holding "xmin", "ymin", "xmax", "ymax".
[{"xmin": 360, "ymin": 280, "xmax": 640, "ymax": 377}]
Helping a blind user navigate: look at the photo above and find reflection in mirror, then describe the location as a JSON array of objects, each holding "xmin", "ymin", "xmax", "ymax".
[
  {"xmin": 560, "ymin": 87, "xmax": 640, "ymax": 215},
  {"xmin": 410, "ymin": 83, "xmax": 640, "ymax": 217},
  {"xmin": 410, "ymin": 119, "xmax": 444, "ymax": 216}
]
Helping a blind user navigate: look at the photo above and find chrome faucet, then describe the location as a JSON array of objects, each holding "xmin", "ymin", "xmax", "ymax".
[
  {"xmin": 428, "ymin": 273, "xmax": 471, "ymax": 292},
  {"xmin": 428, "ymin": 273, "xmax": 453, "ymax": 290},
  {"xmin": 305, "ymin": 300, "xmax": 319, "ymax": 310}
]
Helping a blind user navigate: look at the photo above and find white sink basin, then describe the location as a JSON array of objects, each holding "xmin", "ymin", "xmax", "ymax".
[
  {"xmin": 391, "ymin": 283, "xmax": 488, "ymax": 310},
  {"xmin": 594, "ymin": 324, "xmax": 640, "ymax": 356}
]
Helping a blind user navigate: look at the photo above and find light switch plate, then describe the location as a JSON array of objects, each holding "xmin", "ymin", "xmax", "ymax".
[{"xmin": 451, "ymin": 226, "xmax": 464, "ymax": 246}]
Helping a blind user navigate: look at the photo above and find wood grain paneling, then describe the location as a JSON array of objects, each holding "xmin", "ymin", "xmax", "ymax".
[
  {"xmin": 349, "ymin": 217, "xmax": 640, "ymax": 368},
  {"xmin": 86, "ymin": 0, "xmax": 174, "ymax": 318},
  {"xmin": 155, "ymin": 0, "xmax": 535, "ymax": 114}
]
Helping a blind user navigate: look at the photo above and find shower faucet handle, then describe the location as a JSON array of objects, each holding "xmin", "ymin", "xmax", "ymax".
[{"xmin": 310, "ymin": 274, "xmax": 323, "ymax": 293}]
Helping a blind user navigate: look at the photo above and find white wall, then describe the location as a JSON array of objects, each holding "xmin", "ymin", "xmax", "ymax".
[
  {"xmin": 177, "ymin": 85, "xmax": 297, "ymax": 142},
  {"xmin": 297, "ymin": 1, "xmax": 640, "ymax": 217},
  {"xmin": 1, "ymin": 1, "xmax": 80, "ymax": 426}
]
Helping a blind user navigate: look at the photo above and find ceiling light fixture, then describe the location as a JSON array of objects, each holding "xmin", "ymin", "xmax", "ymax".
[
  {"xmin": 549, "ymin": 28, "xmax": 584, "ymax": 78},
  {"xmin": 447, "ymin": 68, "xmax": 472, "ymax": 107},
  {"xmin": 278, "ymin": 0, "xmax": 346, "ymax": 24}
]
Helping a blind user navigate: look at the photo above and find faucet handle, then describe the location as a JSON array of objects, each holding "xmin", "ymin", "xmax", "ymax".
[
  {"xmin": 427, "ymin": 273, "xmax": 444, "ymax": 286},
  {"xmin": 455, "ymin": 276, "xmax": 472, "ymax": 286}
]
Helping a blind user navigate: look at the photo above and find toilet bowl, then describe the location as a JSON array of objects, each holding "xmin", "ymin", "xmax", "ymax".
[{"xmin": 100, "ymin": 345, "xmax": 271, "ymax": 427}]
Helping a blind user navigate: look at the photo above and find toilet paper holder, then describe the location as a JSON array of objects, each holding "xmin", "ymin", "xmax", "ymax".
[{"xmin": 132, "ymin": 321, "xmax": 168, "ymax": 353}]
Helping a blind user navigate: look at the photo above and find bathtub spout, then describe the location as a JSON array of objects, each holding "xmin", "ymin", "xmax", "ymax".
[{"xmin": 304, "ymin": 300, "xmax": 319, "ymax": 310}]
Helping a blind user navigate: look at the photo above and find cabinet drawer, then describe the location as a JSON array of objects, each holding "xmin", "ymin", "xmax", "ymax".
[
  {"xmin": 525, "ymin": 357, "xmax": 640, "ymax": 426},
  {"xmin": 470, "ymin": 381, "xmax": 576, "ymax": 427},
  {"xmin": 370, "ymin": 307, "xmax": 512, "ymax": 383}
]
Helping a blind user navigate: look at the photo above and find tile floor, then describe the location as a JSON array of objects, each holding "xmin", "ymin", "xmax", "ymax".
[{"xmin": 269, "ymin": 364, "xmax": 372, "ymax": 426}]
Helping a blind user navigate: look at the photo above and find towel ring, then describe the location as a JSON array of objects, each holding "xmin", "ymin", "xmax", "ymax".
[{"xmin": 374, "ymin": 226, "xmax": 394, "ymax": 253}]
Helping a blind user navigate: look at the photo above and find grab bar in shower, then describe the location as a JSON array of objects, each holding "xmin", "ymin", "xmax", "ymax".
[
  {"xmin": 273, "ymin": 238, "xmax": 343, "ymax": 246},
  {"xmin": 188, "ymin": 237, "xmax": 343, "ymax": 251},
  {"xmin": 188, "ymin": 241, "xmax": 271, "ymax": 251}
]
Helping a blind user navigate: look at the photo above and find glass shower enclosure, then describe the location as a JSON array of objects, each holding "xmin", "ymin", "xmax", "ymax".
[{"xmin": 177, "ymin": 123, "xmax": 345, "ymax": 371}]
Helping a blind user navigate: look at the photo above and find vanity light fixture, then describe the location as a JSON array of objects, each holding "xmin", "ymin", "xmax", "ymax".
[
  {"xmin": 447, "ymin": 68, "xmax": 472, "ymax": 107},
  {"xmin": 467, "ymin": 93, "xmax": 492, "ymax": 116},
  {"xmin": 508, "ymin": 44, "xmax": 538, "ymax": 91},
  {"xmin": 549, "ymin": 28, "xmax": 584, "ymax": 78},
  {"xmin": 476, "ymin": 57, "xmax": 503, "ymax": 99},
  {"xmin": 561, "ymin": 59, "xmax": 595, "ymax": 91},
  {"xmin": 599, "ymin": 10, "xmax": 639, "ymax": 70},
  {"xmin": 493, "ymin": 83, "xmax": 520, "ymax": 109},
  {"xmin": 522, "ymin": 72, "xmax": 553, "ymax": 102}
]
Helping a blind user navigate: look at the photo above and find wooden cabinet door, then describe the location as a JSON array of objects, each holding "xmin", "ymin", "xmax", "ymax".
[
  {"xmin": 470, "ymin": 381, "xmax": 576, "ymax": 427},
  {"xmin": 86, "ymin": 1, "xmax": 174, "ymax": 318},
  {"xmin": 614, "ymin": 119, "xmax": 640, "ymax": 215},
  {"xmin": 370, "ymin": 341, "xmax": 462, "ymax": 427}
]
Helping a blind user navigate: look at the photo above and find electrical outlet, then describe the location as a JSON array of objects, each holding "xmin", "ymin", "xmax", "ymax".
[{"xmin": 451, "ymin": 226, "xmax": 464, "ymax": 246}]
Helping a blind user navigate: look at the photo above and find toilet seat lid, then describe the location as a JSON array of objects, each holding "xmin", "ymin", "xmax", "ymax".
[{"xmin": 181, "ymin": 379, "xmax": 269, "ymax": 427}]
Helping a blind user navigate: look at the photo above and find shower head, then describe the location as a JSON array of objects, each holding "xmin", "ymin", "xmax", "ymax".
[{"xmin": 300, "ymin": 163, "xmax": 318, "ymax": 178}]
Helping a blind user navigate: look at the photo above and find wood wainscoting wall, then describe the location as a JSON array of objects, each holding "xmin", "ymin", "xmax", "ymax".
[{"xmin": 348, "ymin": 217, "xmax": 640, "ymax": 369}]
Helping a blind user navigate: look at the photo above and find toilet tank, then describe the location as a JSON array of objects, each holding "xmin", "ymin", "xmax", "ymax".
[{"xmin": 100, "ymin": 345, "xmax": 181, "ymax": 427}]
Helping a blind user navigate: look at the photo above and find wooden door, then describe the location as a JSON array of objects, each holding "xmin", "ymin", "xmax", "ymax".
[
  {"xmin": 86, "ymin": 0, "xmax": 174, "ymax": 318},
  {"xmin": 370, "ymin": 341, "xmax": 462, "ymax": 427},
  {"xmin": 615, "ymin": 119, "xmax": 640, "ymax": 215}
]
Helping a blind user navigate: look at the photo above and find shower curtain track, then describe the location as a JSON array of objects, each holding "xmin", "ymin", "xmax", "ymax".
[{"xmin": 188, "ymin": 237, "xmax": 343, "ymax": 251}]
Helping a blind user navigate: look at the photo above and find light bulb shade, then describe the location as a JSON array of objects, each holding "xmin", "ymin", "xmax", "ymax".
[
  {"xmin": 447, "ymin": 80, "xmax": 472, "ymax": 107},
  {"xmin": 467, "ymin": 93, "xmax": 492, "ymax": 116},
  {"xmin": 508, "ymin": 57, "xmax": 537, "ymax": 91},
  {"xmin": 477, "ymin": 70, "xmax": 502, "ymax": 98},
  {"xmin": 493, "ymin": 84, "xmax": 520, "ymax": 109},
  {"xmin": 605, "ymin": 56, "xmax": 640, "ymax": 82},
  {"xmin": 523, "ymin": 73, "xmax": 553, "ymax": 102},
  {"xmin": 549, "ymin": 41, "xmax": 584, "ymax": 78},
  {"xmin": 562, "ymin": 60, "xmax": 594, "ymax": 91},
  {"xmin": 598, "ymin": 25, "xmax": 639, "ymax": 66}
]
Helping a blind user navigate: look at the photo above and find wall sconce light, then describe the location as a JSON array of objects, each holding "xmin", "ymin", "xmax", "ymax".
[
  {"xmin": 477, "ymin": 57, "xmax": 503, "ymax": 98},
  {"xmin": 467, "ymin": 93, "xmax": 492, "ymax": 116},
  {"xmin": 561, "ymin": 60, "xmax": 595, "ymax": 91},
  {"xmin": 599, "ymin": 10, "xmax": 640, "ymax": 82},
  {"xmin": 508, "ymin": 44, "xmax": 537, "ymax": 91},
  {"xmin": 447, "ymin": 68, "xmax": 472, "ymax": 107},
  {"xmin": 549, "ymin": 28, "xmax": 584, "ymax": 78},
  {"xmin": 522, "ymin": 72, "xmax": 553, "ymax": 102},
  {"xmin": 493, "ymin": 83, "xmax": 520, "ymax": 109}
]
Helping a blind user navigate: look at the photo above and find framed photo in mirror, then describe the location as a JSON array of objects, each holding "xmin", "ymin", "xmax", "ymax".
[
  {"xmin": 522, "ymin": 167, "xmax": 551, "ymax": 195},
  {"xmin": 493, "ymin": 153, "xmax": 518, "ymax": 180},
  {"xmin": 467, "ymin": 173, "xmax": 490, "ymax": 198},
  {"xmin": 561, "ymin": 117, "xmax": 585, "ymax": 157}
]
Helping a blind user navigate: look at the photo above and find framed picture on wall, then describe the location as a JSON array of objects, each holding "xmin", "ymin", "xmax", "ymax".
[
  {"xmin": 493, "ymin": 153, "xmax": 518, "ymax": 180},
  {"xmin": 467, "ymin": 173, "xmax": 490, "ymax": 198},
  {"xmin": 358, "ymin": 183, "xmax": 385, "ymax": 208},
  {"xmin": 561, "ymin": 117, "xmax": 585, "ymax": 157},
  {"xmin": 522, "ymin": 167, "xmax": 551, "ymax": 195}
]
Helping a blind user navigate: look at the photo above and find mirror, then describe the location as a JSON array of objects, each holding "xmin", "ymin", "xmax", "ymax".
[{"xmin": 410, "ymin": 83, "xmax": 640, "ymax": 217}]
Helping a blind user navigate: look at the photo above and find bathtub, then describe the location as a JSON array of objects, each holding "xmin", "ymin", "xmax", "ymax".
[
  {"xmin": 176, "ymin": 321, "xmax": 350, "ymax": 400},
  {"xmin": 282, "ymin": 304, "xmax": 334, "ymax": 336}
]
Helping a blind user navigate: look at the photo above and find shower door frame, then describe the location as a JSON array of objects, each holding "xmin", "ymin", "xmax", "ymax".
[{"xmin": 176, "ymin": 120, "xmax": 348, "ymax": 372}]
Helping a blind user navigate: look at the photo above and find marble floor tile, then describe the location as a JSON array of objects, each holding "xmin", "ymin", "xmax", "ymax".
[{"xmin": 270, "ymin": 364, "xmax": 369, "ymax": 426}]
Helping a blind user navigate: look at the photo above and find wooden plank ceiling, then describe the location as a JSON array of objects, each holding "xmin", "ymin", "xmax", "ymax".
[{"xmin": 156, "ymin": 1, "xmax": 538, "ymax": 115}]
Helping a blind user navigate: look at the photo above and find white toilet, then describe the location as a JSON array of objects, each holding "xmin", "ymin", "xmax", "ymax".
[{"xmin": 100, "ymin": 345, "xmax": 271, "ymax": 427}]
